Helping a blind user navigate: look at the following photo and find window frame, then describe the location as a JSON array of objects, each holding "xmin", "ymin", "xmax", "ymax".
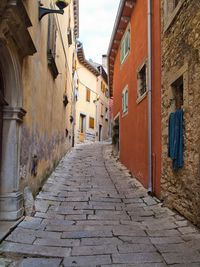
[
  {"xmin": 137, "ymin": 62, "xmax": 148, "ymax": 101},
  {"xmin": 163, "ymin": 0, "xmax": 184, "ymax": 32},
  {"xmin": 122, "ymin": 85, "xmax": 128, "ymax": 115},
  {"xmin": 120, "ymin": 26, "xmax": 130, "ymax": 64}
]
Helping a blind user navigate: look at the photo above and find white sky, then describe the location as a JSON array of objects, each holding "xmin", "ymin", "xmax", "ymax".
[{"xmin": 79, "ymin": 0, "xmax": 121, "ymax": 64}]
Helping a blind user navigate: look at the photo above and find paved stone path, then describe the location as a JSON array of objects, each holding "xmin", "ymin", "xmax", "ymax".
[{"xmin": 1, "ymin": 143, "xmax": 200, "ymax": 267}]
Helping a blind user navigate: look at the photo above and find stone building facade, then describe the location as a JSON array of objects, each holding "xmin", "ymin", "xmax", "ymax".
[
  {"xmin": 161, "ymin": 0, "xmax": 200, "ymax": 225},
  {"xmin": 0, "ymin": 0, "xmax": 79, "ymax": 220}
]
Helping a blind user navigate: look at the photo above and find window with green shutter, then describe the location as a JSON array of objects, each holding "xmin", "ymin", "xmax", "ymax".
[
  {"xmin": 120, "ymin": 27, "xmax": 130, "ymax": 64},
  {"xmin": 122, "ymin": 85, "xmax": 128, "ymax": 114}
]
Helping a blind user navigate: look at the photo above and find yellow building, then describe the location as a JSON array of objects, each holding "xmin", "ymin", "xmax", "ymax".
[
  {"xmin": 95, "ymin": 62, "xmax": 110, "ymax": 141},
  {"xmin": 0, "ymin": 0, "xmax": 79, "ymax": 220},
  {"xmin": 75, "ymin": 42, "xmax": 110, "ymax": 144}
]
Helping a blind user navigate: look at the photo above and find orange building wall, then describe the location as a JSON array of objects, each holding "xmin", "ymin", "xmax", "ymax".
[{"xmin": 112, "ymin": 0, "xmax": 161, "ymax": 195}]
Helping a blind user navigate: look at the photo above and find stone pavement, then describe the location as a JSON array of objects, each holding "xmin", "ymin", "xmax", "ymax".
[{"xmin": 1, "ymin": 143, "xmax": 200, "ymax": 267}]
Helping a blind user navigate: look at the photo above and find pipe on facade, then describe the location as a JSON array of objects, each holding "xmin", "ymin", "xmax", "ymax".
[{"xmin": 147, "ymin": 0, "xmax": 153, "ymax": 193}]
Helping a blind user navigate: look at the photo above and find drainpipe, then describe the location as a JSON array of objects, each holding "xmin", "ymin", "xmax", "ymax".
[{"xmin": 147, "ymin": 0, "xmax": 153, "ymax": 194}]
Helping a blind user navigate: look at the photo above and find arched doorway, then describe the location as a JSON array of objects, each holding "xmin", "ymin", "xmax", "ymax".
[{"xmin": 0, "ymin": 44, "xmax": 26, "ymax": 221}]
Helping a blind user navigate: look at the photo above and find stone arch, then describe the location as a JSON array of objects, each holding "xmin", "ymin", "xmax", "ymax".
[
  {"xmin": 0, "ymin": 42, "xmax": 26, "ymax": 220},
  {"xmin": 0, "ymin": 43, "xmax": 23, "ymax": 107}
]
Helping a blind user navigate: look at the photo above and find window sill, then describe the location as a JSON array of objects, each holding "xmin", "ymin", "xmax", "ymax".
[
  {"xmin": 136, "ymin": 92, "xmax": 147, "ymax": 104},
  {"xmin": 164, "ymin": 0, "xmax": 184, "ymax": 33}
]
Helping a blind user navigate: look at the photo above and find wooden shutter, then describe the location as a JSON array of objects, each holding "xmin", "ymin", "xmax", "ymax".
[
  {"xmin": 86, "ymin": 88, "xmax": 90, "ymax": 102},
  {"xmin": 89, "ymin": 117, "xmax": 94, "ymax": 129}
]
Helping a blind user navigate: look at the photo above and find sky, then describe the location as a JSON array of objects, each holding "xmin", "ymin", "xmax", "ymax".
[{"xmin": 79, "ymin": 0, "xmax": 121, "ymax": 64}]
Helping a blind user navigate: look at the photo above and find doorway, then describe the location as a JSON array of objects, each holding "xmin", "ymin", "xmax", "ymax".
[
  {"xmin": 113, "ymin": 115, "xmax": 120, "ymax": 156},
  {"xmin": 99, "ymin": 124, "xmax": 102, "ymax": 141},
  {"xmin": 79, "ymin": 114, "xmax": 86, "ymax": 142}
]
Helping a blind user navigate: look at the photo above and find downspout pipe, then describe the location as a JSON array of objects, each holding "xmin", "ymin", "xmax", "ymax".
[{"xmin": 147, "ymin": 0, "xmax": 153, "ymax": 194}]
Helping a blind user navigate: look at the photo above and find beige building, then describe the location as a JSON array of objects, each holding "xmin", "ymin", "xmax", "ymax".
[
  {"xmin": 161, "ymin": 0, "xmax": 200, "ymax": 225},
  {"xmin": 0, "ymin": 0, "xmax": 79, "ymax": 220},
  {"xmin": 75, "ymin": 42, "xmax": 109, "ymax": 144}
]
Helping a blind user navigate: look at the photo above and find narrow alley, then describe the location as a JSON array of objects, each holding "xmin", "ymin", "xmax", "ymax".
[{"xmin": 1, "ymin": 143, "xmax": 200, "ymax": 267}]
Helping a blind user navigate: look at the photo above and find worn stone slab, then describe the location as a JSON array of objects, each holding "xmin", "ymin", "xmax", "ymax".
[
  {"xmin": 90, "ymin": 197, "xmax": 122, "ymax": 203},
  {"xmin": 178, "ymin": 226, "xmax": 198, "ymax": 235},
  {"xmin": 146, "ymin": 229, "xmax": 180, "ymax": 237},
  {"xmin": 63, "ymin": 255, "xmax": 111, "ymax": 266},
  {"xmin": 72, "ymin": 244, "xmax": 117, "ymax": 256},
  {"xmin": 5, "ymin": 230, "xmax": 36, "ymax": 244},
  {"xmin": 62, "ymin": 229, "xmax": 113, "ymax": 239},
  {"xmin": 18, "ymin": 258, "xmax": 62, "ymax": 267},
  {"xmin": 0, "ymin": 241, "xmax": 71, "ymax": 257},
  {"xmin": 76, "ymin": 220, "xmax": 120, "ymax": 226},
  {"xmin": 150, "ymin": 237, "xmax": 184, "ymax": 244},
  {"xmin": 169, "ymin": 264, "xmax": 200, "ymax": 267},
  {"xmin": 119, "ymin": 236, "xmax": 152, "ymax": 244},
  {"xmin": 41, "ymin": 218, "xmax": 75, "ymax": 226},
  {"xmin": 142, "ymin": 196, "xmax": 159, "ymax": 206},
  {"xmin": 34, "ymin": 237, "xmax": 80, "ymax": 247},
  {"xmin": 117, "ymin": 243, "xmax": 156, "ymax": 253},
  {"xmin": 112, "ymin": 253, "xmax": 163, "ymax": 264},
  {"xmin": 34, "ymin": 212, "xmax": 65, "ymax": 220},
  {"xmin": 113, "ymin": 226, "xmax": 146, "ymax": 237},
  {"xmin": 162, "ymin": 252, "xmax": 200, "ymax": 264},
  {"xmin": 102, "ymin": 264, "xmax": 167, "ymax": 267},
  {"xmin": 81, "ymin": 237, "xmax": 122, "ymax": 246}
]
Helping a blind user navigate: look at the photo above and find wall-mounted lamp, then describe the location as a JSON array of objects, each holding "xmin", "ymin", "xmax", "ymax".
[{"xmin": 39, "ymin": 0, "xmax": 71, "ymax": 20}]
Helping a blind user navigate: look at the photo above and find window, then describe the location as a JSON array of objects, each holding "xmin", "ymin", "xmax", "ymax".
[
  {"xmin": 86, "ymin": 88, "xmax": 90, "ymax": 102},
  {"xmin": 89, "ymin": 117, "xmax": 95, "ymax": 129},
  {"xmin": 171, "ymin": 76, "xmax": 183, "ymax": 110},
  {"xmin": 164, "ymin": 0, "xmax": 184, "ymax": 31},
  {"xmin": 101, "ymin": 81, "xmax": 106, "ymax": 93},
  {"xmin": 120, "ymin": 28, "xmax": 130, "ymax": 64},
  {"xmin": 47, "ymin": 15, "xmax": 58, "ymax": 79},
  {"xmin": 105, "ymin": 107, "xmax": 108, "ymax": 121},
  {"xmin": 101, "ymin": 103, "xmax": 104, "ymax": 117},
  {"xmin": 67, "ymin": 28, "xmax": 72, "ymax": 46},
  {"xmin": 122, "ymin": 86, "xmax": 128, "ymax": 114},
  {"xmin": 137, "ymin": 64, "xmax": 147, "ymax": 98},
  {"xmin": 105, "ymin": 89, "xmax": 109, "ymax": 98}
]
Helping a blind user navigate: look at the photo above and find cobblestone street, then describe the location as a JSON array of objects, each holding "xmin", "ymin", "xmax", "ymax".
[{"xmin": 1, "ymin": 143, "xmax": 200, "ymax": 267}]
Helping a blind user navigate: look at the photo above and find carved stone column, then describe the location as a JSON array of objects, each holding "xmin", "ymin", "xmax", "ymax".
[{"xmin": 0, "ymin": 106, "xmax": 26, "ymax": 220}]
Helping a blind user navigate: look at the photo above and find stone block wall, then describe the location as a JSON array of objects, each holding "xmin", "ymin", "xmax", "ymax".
[{"xmin": 161, "ymin": 0, "xmax": 200, "ymax": 225}]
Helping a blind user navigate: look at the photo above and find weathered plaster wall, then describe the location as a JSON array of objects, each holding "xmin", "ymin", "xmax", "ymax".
[
  {"xmin": 20, "ymin": 0, "xmax": 76, "ymax": 196},
  {"xmin": 161, "ymin": 0, "xmax": 200, "ymax": 225}
]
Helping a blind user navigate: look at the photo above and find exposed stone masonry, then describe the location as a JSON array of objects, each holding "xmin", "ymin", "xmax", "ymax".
[{"xmin": 161, "ymin": 0, "xmax": 200, "ymax": 225}]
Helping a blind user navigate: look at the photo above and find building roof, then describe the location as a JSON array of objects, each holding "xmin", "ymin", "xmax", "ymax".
[
  {"xmin": 73, "ymin": 0, "xmax": 79, "ymax": 38},
  {"xmin": 107, "ymin": 0, "xmax": 136, "ymax": 96},
  {"xmin": 89, "ymin": 61, "xmax": 108, "ymax": 84},
  {"xmin": 76, "ymin": 41, "xmax": 100, "ymax": 76}
]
